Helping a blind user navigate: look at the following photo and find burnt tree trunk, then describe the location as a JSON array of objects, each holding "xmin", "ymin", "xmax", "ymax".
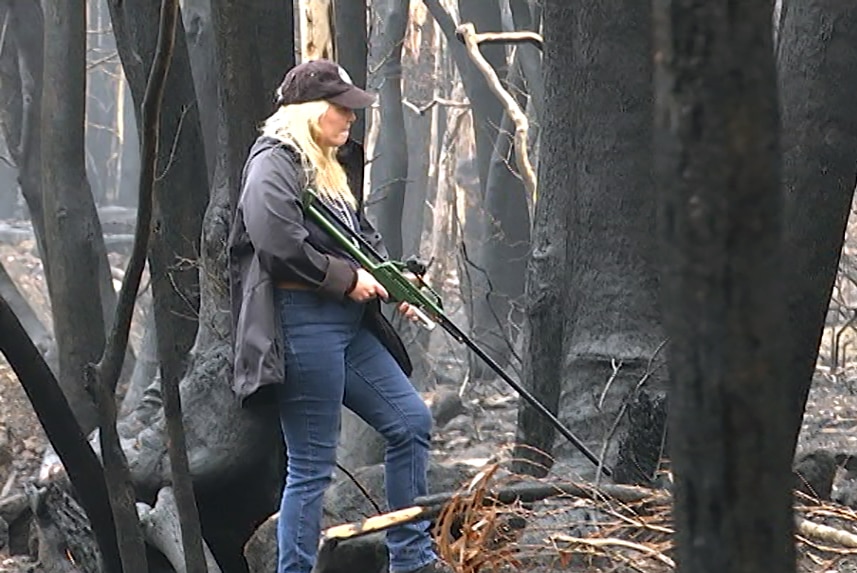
[
  {"xmin": 560, "ymin": 0, "xmax": 664, "ymax": 483},
  {"xmin": 119, "ymin": 0, "xmax": 293, "ymax": 569},
  {"xmin": 475, "ymin": 47, "xmax": 532, "ymax": 382},
  {"xmin": 778, "ymin": 2, "xmax": 857, "ymax": 451},
  {"xmin": 2, "ymin": 0, "xmax": 45, "ymax": 258},
  {"xmin": 180, "ymin": 0, "xmax": 218, "ymax": 182},
  {"xmin": 333, "ymin": 0, "xmax": 368, "ymax": 148},
  {"xmin": 0, "ymin": 1, "xmax": 22, "ymax": 219},
  {"xmin": 367, "ymin": 0, "xmax": 409, "ymax": 260},
  {"xmin": 518, "ymin": 0, "xmax": 665, "ymax": 482},
  {"xmin": 89, "ymin": 2, "xmax": 293, "ymax": 571},
  {"xmin": 106, "ymin": 0, "xmax": 209, "ymax": 405},
  {"xmin": 508, "ymin": 0, "xmax": 542, "ymax": 122},
  {"xmin": 513, "ymin": 0, "xmax": 571, "ymax": 477},
  {"xmin": 654, "ymin": 2, "xmax": 795, "ymax": 573},
  {"xmin": 104, "ymin": 18, "xmax": 208, "ymax": 556},
  {"xmin": 456, "ymin": 0, "xmax": 511, "ymax": 380},
  {"xmin": 457, "ymin": 0, "xmax": 505, "ymax": 194},
  {"xmin": 40, "ymin": 0, "xmax": 109, "ymax": 432},
  {"xmin": 424, "ymin": 0, "xmax": 523, "ymax": 379},
  {"xmin": 26, "ymin": 0, "xmax": 133, "ymax": 428},
  {"xmin": 394, "ymin": 9, "xmax": 437, "ymax": 388}
]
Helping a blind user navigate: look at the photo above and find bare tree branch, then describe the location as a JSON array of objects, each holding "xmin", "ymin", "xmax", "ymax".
[
  {"xmin": 456, "ymin": 28, "xmax": 543, "ymax": 51},
  {"xmin": 456, "ymin": 22, "xmax": 537, "ymax": 199},
  {"xmin": 401, "ymin": 96, "xmax": 470, "ymax": 116}
]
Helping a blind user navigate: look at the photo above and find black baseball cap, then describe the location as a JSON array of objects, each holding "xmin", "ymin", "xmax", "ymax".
[{"xmin": 274, "ymin": 59, "xmax": 376, "ymax": 109}]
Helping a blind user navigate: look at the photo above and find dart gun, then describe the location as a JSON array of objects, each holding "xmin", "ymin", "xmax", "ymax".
[{"xmin": 303, "ymin": 189, "xmax": 611, "ymax": 478}]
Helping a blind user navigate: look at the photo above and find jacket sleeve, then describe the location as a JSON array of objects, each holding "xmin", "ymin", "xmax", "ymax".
[{"xmin": 240, "ymin": 148, "xmax": 356, "ymax": 299}]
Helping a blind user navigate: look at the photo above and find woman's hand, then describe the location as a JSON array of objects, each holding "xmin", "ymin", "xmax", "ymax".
[
  {"xmin": 347, "ymin": 268, "xmax": 389, "ymax": 303},
  {"xmin": 349, "ymin": 269, "xmax": 427, "ymax": 325},
  {"xmin": 397, "ymin": 301, "xmax": 422, "ymax": 323}
]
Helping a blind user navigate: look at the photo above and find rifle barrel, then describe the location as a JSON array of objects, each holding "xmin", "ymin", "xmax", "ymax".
[{"xmin": 439, "ymin": 317, "xmax": 612, "ymax": 478}]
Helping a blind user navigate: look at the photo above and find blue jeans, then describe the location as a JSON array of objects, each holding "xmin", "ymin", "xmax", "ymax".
[{"xmin": 274, "ymin": 289, "xmax": 437, "ymax": 573}]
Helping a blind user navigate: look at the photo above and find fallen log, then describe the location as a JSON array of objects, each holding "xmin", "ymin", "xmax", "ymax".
[
  {"xmin": 319, "ymin": 474, "xmax": 670, "ymax": 556},
  {"xmin": 28, "ymin": 482, "xmax": 102, "ymax": 573},
  {"xmin": 136, "ymin": 486, "xmax": 222, "ymax": 573},
  {"xmin": 415, "ymin": 479, "xmax": 668, "ymax": 509}
]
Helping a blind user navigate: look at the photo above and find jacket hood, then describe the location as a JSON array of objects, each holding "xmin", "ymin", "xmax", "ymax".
[{"xmin": 248, "ymin": 135, "xmax": 300, "ymax": 162}]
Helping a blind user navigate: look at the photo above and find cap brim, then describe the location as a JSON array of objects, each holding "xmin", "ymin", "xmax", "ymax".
[{"xmin": 328, "ymin": 86, "xmax": 376, "ymax": 109}]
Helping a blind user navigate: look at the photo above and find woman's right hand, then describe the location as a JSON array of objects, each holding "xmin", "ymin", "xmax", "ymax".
[{"xmin": 347, "ymin": 268, "xmax": 389, "ymax": 303}]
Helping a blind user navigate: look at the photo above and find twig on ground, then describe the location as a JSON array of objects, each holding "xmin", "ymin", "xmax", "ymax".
[{"xmin": 551, "ymin": 533, "xmax": 676, "ymax": 568}]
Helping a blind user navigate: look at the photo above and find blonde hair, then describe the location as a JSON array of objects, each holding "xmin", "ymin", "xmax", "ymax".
[{"xmin": 260, "ymin": 100, "xmax": 355, "ymax": 207}]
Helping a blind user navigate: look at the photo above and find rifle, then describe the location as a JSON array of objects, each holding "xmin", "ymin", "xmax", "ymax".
[{"xmin": 303, "ymin": 189, "xmax": 612, "ymax": 478}]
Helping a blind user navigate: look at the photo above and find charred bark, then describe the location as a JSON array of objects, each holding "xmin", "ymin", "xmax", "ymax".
[
  {"xmin": 333, "ymin": 0, "xmax": 368, "ymax": 146},
  {"xmin": 181, "ymin": 0, "xmax": 219, "ymax": 182},
  {"xmin": 30, "ymin": 481, "xmax": 101, "ymax": 573},
  {"xmin": 41, "ymin": 0, "xmax": 109, "ymax": 432},
  {"xmin": 507, "ymin": 0, "xmax": 542, "ymax": 122},
  {"xmin": 21, "ymin": 0, "xmax": 134, "ymax": 403},
  {"xmin": 516, "ymin": 0, "xmax": 665, "ymax": 482},
  {"xmin": 117, "ymin": 0, "xmax": 294, "ymax": 569},
  {"xmin": 2, "ymin": 0, "xmax": 45, "ymax": 262},
  {"xmin": 654, "ymin": 2, "xmax": 794, "ymax": 572},
  {"xmin": 94, "ymin": 1, "xmax": 198, "ymax": 570},
  {"xmin": 367, "ymin": 0, "xmax": 409, "ymax": 260},
  {"xmin": 558, "ymin": 0, "xmax": 664, "ymax": 482},
  {"xmin": 107, "ymin": 2, "xmax": 212, "ymax": 569},
  {"xmin": 778, "ymin": 2, "xmax": 857, "ymax": 451},
  {"xmin": 457, "ymin": 0, "xmax": 506, "ymax": 193},
  {"xmin": 106, "ymin": 0, "xmax": 209, "ymax": 396},
  {"xmin": 425, "ymin": 0, "xmax": 522, "ymax": 378},
  {"xmin": 473, "ymin": 50, "xmax": 531, "ymax": 381},
  {"xmin": 512, "ymin": 0, "xmax": 571, "ymax": 477}
]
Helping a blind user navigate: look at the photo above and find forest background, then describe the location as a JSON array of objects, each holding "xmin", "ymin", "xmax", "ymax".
[{"xmin": 1, "ymin": 1, "xmax": 857, "ymax": 573}]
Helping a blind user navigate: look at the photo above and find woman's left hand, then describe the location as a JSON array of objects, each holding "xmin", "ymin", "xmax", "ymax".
[{"xmin": 397, "ymin": 302, "xmax": 421, "ymax": 323}]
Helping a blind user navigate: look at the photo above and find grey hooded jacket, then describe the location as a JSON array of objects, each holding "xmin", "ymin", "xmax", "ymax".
[{"xmin": 228, "ymin": 136, "xmax": 410, "ymax": 404}]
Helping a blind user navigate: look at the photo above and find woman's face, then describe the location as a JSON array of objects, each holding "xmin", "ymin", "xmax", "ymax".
[{"xmin": 316, "ymin": 102, "xmax": 356, "ymax": 148}]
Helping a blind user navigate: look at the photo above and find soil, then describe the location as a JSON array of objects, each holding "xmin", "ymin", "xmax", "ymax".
[{"xmin": 3, "ymin": 236, "xmax": 857, "ymax": 572}]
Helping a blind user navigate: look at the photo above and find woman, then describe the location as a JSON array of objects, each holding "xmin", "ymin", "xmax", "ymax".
[{"xmin": 228, "ymin": 59, "xmax": 451, "ymax": 573}]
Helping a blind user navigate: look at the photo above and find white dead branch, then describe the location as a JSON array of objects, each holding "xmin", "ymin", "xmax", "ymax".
[
  {"xmin": 136, "ymin": 487, "xmax": 222, "ymax": 573},
  {"xmin": 302, "ymin": 0, "xmax": 334, "ymax": 60},
  {"xmin": 455, "ymin": 22, "xmax": 541, "ymax": 199}
]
